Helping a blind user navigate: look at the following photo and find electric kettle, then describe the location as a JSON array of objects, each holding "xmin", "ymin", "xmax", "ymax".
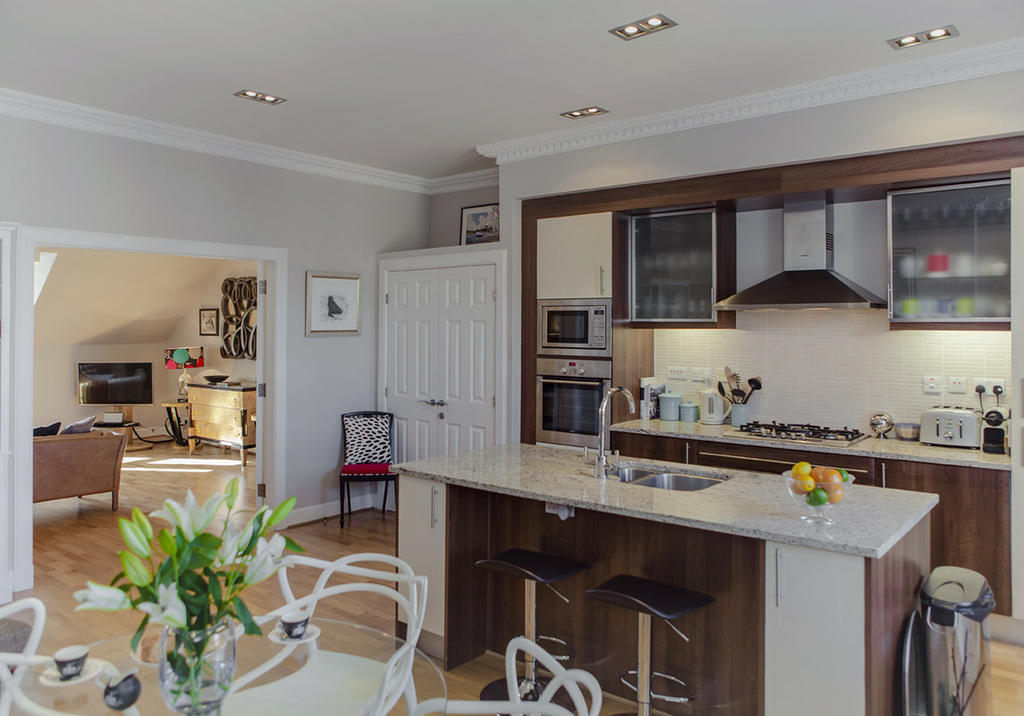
[{"xmin": 699, "ymin": 388, "xmax": 731, "ymax": 425}]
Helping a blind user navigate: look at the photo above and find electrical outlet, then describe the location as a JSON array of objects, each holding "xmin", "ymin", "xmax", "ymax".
[
  {"xmin": 972, "ymin": 378, "xmax": 1006, "ymax": 395},
  {"xmin": 948, "ymin": 377, "xmax": 967, "ymax": 394},
  {"xmin": 922, "ymin": 376, "xmax": 941, "ymax": 394},
  {"xmin": 693, "ymin": 367, "xmax": 712, "ymax": 382},
  {"xmin": 666, "ymin": 366, "xmax": 687, "ymax": 381}
]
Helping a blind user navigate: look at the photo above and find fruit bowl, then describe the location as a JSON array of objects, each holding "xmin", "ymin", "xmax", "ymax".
[{"xmin": 784, "ymin": 463, "xmax": 855, "ymax": 526}]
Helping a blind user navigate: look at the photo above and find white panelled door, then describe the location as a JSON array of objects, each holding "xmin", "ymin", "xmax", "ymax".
[{"xmin": 386, "ymin": 265, "xmax": 496, "ymax": 462}]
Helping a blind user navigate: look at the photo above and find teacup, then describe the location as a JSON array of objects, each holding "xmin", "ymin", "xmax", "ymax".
[
  {"xmin": 279, "ymin": 610, "xmax": 309, "ymax": 639},
  {"xmin": 54, "ymin": 645, "xmax": 89, "ymax": 680}
]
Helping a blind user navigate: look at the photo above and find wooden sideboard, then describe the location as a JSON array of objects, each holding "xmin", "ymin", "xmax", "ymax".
[{"xmin": 186, "ymin": 384, "xmax": 256, "ymax": 466}]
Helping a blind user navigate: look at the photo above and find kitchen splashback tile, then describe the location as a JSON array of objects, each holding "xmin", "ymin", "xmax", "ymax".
[{"xmin": 655, "ymin": 311, "xmax": 1010, "ymax": 430}]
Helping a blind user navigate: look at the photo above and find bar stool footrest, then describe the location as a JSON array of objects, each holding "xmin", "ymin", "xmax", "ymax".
[
  {"xmin": 618, "ymin": 669, "xmax": 697, "ymax": 704},
  {"xmin": 536, "ymin": 635, "xmax": 576, "ymax": 663}
]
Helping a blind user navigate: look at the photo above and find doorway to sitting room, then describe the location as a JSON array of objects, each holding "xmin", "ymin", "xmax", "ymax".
[{"xmin": 5, "ymin": 224, "xmax": 288, "ymax": 598}]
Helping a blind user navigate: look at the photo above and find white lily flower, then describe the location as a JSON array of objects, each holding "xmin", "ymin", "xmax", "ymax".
[
  {"xmin": 138, "ymin": 583, "xmax": 187, "ymax": 629},
  {"xmin": 215, "ymin": 523, "xmax": 243, "ymax": 567},
  {"xmin": 244, "ymin": 534, "xmax": 289, "ymax": 585},
  {"xmin": 193, "ymin": 493, "xmax": 224, "ymax": 536},
  {"xmin": 150, "ymin": 494, "xmax": 194, "ymax": 541},
  {"xmin": 74, "ymin": 581, "xmax": 132, "ymax": 612}
]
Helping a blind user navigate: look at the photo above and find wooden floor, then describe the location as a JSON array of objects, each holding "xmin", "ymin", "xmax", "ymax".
[{"xmin": 17, "ymin": 443, "xmax": 1024, "ymax": 713}]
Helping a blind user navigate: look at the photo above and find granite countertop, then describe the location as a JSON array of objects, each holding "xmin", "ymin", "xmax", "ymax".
[
  {"xmin": 611, "ymin": 419, "xmax": 1012, "ymax": 470},
  {"xmin": 396, "ymin": 443, "xmax": 936, "ymax": 559}
]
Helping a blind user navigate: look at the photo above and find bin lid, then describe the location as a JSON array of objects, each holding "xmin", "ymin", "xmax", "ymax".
[{"xmin": 920, "ymin": 566, "xmax": 995, "ymax": 623}]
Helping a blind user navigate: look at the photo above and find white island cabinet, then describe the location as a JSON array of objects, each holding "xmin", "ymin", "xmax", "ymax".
[
  {"xmin": 396, "ymin": 474, "xmax": 446, "ymax": 656},
  {"xmin": 536, "ymin": 212, "xmax": 612, "ymax": 299}
]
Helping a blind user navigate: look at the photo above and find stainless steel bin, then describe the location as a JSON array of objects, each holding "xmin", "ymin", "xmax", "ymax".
[{"xmin": 902, "ymin": 566, "xmax": 995, "ymax": 715}]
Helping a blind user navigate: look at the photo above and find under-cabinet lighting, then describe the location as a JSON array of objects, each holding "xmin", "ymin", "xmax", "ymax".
[
  {"xmin": 610, "ymin": 14, "xmax": 677, "ymax": 40},
  {"xmin": 233, "ymin": 89, "xmax": 287, "ymax": 105},
  {"xmin": 887, "ymin": 25, "xmax": 958, "ymax": 50},
  {"xmin": 560, "ymin": 106, "xmax": 609, "ymax": 119}
]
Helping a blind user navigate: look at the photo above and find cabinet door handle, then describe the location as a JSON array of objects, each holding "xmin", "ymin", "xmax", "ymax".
[
  {"xmin": 685, "ymin": 443, "xmax": 690, "ymax": 463},
  {"xmin": 881, "ymin": 462, "xmax": 887, "ymax": 489},
  {"xmin": 697, "ymin": 451, "xmax": 869, "ymax": 474},
  {"xmin": 775, "ymin": 549, "xmax": 783, "ymax": 608},
  {"xmin": 599, "ymin": 266, "xmax": 606, "ymax": 296},
  {"xmin": 429, "ymin": 486, "xmax": 438, "ymax": 529},
  {"xmin": 887, "ymin": 283, "xmax": 894, "ymax": 319}
]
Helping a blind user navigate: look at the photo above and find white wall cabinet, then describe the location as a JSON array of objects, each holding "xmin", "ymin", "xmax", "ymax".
[
  {"xmin": 397, "ymin": 475, "xmax": 447, "ymax": 642},
  {"xmin": 536, "ymin": 212, "xmax": 612, "ymax": 299},
  {"xmin": 763, "ymin": 541, "xmax": 865, "ymax": 716}
]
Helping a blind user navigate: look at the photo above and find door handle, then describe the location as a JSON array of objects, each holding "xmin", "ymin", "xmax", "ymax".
[
  {"xmin": 418, "ymin": 399, "xmax": 437, "ymax": 406},
  {"xmin": 599, "ymin": 266, "xmax": 605, "ymax": 296},
  {"xmin": 429, "ymin": 486, "xmax": 438, "ymax": 529},
  {"xmin": 435, "ymin": 400, "xmax": 448, "ymax": 407}
]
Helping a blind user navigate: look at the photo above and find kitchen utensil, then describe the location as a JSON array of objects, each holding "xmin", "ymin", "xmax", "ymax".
[
  {"xmin": 724, "ymin": 366, "xmax": 740, "ymax": 392},
  {"xmin": 731, "ymin": 388, "xmax": 747, "ymax": 405},
  {"xmin": 718, "ymin": 381, "xmax": 733, "ymax": 404},
  {"xmin": 926, "ymin": 252, "xmax": 950, "ymax": 276},
  {"xmin": 742, "ymin": 377, "xmax": 762, "ymax": 404},
  {"xmin": 870, "ymin": 412, "xmax": 894, "ymax": 439},
  {"xmin": 982, "ymin": 407, "xmax": 1011, "ymax": 455},
  {"xmin": 699, "ymin": 388, "xmax": 731, "ymax": 425},
  {"xmin": 784, "ymin": 469, "xmax": 855, "ymax": 526},
  {"xmin": 894, "ymin": 422, "xmax": 921, "ymax": 441},
  {"xmin": 955, "ymin": 297, "xmax": 975, "ymax": 316},
  {"xmin": 920, "ymin": 407, "xmax": 982, "ymax": 449}
]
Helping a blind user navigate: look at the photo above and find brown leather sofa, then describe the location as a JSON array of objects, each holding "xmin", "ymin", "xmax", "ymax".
[{"xmin": 33, "ymin": 431, "xmax": 128, "ymax": 510}]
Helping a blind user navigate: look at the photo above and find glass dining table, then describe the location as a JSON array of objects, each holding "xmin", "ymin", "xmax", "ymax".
[{"xmin": 13, "ymin": 618, "xmax": 446, "ymax": 715}]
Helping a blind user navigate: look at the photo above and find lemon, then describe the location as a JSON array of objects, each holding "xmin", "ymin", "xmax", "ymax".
[
  {"xmin": 792, "ymin": 475, "xmax": 815, "ymax": 494},
  {"xmin": 792, "ymin": 461, "xmax": 812, "ymax": 477}
]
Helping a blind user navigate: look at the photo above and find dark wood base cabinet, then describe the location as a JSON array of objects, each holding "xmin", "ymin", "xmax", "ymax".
[{"xmin": 611, "ymin": 432, "xmax": 1013, "ymax": 616}]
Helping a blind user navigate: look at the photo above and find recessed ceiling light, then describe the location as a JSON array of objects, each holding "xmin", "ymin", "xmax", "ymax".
[
  {"xmin": 887, "ymin": 25, "xmax": 958, "ymax": 50},
  {"xmin": 233, "ymin": 89, "xmax": 287, "ymax": 105},
  {"xmin": 610, "ymin": 14, "xmax": 677, "ymax": 40},
  {"xmin": 561, "ymin": 106, "xmax": 608, "ymax": 119}
]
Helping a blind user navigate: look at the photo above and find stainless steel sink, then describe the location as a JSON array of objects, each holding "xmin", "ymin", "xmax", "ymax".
[
  {"xmin": 615, "ymin": 466, "xmax": 658, "ymax": 483},
  {"xmin": 631, "ymin": 473, "xmax": 726, "ymax": 491}
]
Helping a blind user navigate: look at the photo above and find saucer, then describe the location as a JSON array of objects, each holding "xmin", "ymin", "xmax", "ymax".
[
  {"xmin": 267, "ymin": 622, "xmax": 321, "ymax": 645},
  {"xmin": 38, "ymin": 658, "xmax": 104, "ymax": 687}
]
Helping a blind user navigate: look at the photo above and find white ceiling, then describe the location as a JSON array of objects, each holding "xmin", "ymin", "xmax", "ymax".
[{"xmin": 1, "ymin": 1, "xmax": 1022, "ymax": 179}]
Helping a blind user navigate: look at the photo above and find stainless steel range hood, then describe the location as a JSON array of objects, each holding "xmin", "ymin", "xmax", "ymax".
[{"xmin": 714, "ymin": 193, "xmax": 887, "ymax": 311}]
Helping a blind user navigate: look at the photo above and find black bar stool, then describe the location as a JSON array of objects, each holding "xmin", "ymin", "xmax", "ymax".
[
  {"xmin": 585, "ymin": 574, "xmax": 714, "ymax": 716},
  {"xmin": 475, "ymin": 548, "xmax": 591, "ymax": 700}
]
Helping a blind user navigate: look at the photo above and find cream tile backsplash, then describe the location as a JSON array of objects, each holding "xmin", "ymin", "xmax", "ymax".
[{"xmin": 653, "ymin": 310, "xmax": 1010, "ymax": 431}]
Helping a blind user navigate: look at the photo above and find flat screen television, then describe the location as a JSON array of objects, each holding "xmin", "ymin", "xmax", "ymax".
[{"xmin": 77, "ymin": 362, "xmax": 154, "ymax": 406}]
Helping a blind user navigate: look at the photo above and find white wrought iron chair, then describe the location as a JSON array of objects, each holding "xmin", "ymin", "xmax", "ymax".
[
  {"xmin": 225, "ymin": 553, "xmax": 428, "ymax": 716},
  {"xmin": 411, "ymin": 637, "xmax": 603, "ymax": 716}
]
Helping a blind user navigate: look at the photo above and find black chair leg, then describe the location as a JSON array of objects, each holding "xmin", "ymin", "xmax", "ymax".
[
  {"xmin": 346, "ymin": 482, "xmax": 353, "ymax": 522},
  {"xmin": 339, "ymin": 476, "xmax": 346, "ymax": 528},
  {"xmin": 381, "ymin": 480, "xmax": 389, "ymax": 516}
]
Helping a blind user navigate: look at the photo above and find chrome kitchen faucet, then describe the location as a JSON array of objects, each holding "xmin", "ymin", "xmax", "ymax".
[{"xmin": 594, "ymin": 386, "xmax": 636, "ymax": 479}]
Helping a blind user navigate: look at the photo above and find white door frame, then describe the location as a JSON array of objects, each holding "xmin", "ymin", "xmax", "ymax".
[
  {"xmin": 5, "ymin": 223, "xmax": 288, "ymax": 594},
  {"xmin": 377, "ymin": 245, "xmax": 509, "ymax": 445}
]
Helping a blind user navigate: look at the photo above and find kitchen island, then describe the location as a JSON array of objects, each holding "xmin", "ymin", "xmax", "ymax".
[{"xmin": 396, "ymin": 444, "xmax": 937, "ymax": 716}]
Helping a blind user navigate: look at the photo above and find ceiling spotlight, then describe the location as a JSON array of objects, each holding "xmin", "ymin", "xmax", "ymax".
[
  {"xmin": 888, "ymin": 25, "xmax": 958, "ymax": 49},
  {"xmin": 610, "ymin": 14, "xmax": 677, "ymax": 40},
  {"xmin": 233, "ymin": 89, "xmax": 287, "ymax": 105},
  {"xmin": 561, "ymin": 106, "xmax": 608, "ymax": 119}
]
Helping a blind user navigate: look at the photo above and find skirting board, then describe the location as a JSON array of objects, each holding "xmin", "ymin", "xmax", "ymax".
[
  {"xmin": 282, "ymin": 483, "xmax": 395, "ymax": 528},
  {"xmin": 991, "ymin": 614, "xmax": 1024, "ymax": 647}
]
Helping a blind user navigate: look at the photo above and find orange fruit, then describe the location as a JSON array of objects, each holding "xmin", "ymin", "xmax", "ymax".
[
  {"xmin": 792, "ymin": 462, "xmax": 812, "ymax": 478},
  {"xmin": 827, "ymin": 485, "xmax": 845, "ymax": 504},
  {"xmin": 809, "ymin": 466, "xmax": 827, "ymax": 481}
]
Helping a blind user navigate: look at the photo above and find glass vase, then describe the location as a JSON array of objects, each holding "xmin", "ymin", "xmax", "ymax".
[{"xmin": 158, "ymin": 619, "xmax": 237, "ymax": 715}]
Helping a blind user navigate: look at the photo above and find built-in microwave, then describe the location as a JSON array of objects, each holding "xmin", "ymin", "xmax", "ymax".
[{"xmin": 537, "ymin": 298, "xmax": 612, "ymax": 357}]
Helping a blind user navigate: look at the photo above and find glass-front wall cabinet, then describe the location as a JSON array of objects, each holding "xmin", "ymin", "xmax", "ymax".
[
  {"xmin": 631, "ymin": 208, "xmax": 716, "ymax": 322},
  {"xmin": 889, "ymin": 181, "xmax": 1010, "ymax": 324}
]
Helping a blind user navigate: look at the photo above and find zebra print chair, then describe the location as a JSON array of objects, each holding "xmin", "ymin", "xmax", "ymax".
[{"xmin": 339, "ymin": 411, "xmax": 397, "ymax": 527}]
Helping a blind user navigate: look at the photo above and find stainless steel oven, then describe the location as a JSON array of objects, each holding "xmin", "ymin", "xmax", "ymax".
[
  {"xmin": 537, "ymin": 298, "xmax": 612, "ymax": 357},
  {"xmin": 535, "ymin": 357, "xmax": 611, "ymax": 448}
]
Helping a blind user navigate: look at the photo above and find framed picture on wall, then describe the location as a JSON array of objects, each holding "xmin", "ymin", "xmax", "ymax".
[
  {"xmin": 306, "ymin": 272, "xmax": 360, "ymax": 336},
  {"xmin": 460, "ymin": 203, "xmax": 500, "ymax": 245},
  {"xmin": 198, "ymin": 308, "xmax": 219, "ymax": 336}
]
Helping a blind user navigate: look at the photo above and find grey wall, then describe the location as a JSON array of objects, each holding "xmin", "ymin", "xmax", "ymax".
[
  {"xmin": 1, "ymin": 113, "xmax": 430, "ymax": 510},
  {"xmin": 428, "ymin": 186, "xmax": 499, "ymax": 247}
]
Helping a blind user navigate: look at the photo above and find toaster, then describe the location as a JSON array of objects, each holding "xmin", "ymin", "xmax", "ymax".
[{"xmin": 920, "ymin": 407, "xmax": 982, "ymax": 449}]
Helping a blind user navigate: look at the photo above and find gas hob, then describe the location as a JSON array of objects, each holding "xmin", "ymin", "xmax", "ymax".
[{"xmin": 725, "ymin": 421, "xmax": 868, "ymax": 448}]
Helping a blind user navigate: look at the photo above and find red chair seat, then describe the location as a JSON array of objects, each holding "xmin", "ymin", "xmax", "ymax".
[{"xmin": 341, "ymin": 463, "xmax": 392, "ymax": 475}]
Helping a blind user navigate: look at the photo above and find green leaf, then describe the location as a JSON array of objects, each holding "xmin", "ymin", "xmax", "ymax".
[
  {"xmin": 186, "ymin": 550, "xmax": 214, "ymax": 571},
  {"xmin": 118, "ymin": 518, "xmax": 150, "ymax": 558},
  {"xmin": 158, "ymin": 528, "xmax": 177, "ymax": 557},
  {"xmin": 232, "ymin": 597, "xmax": 261, "ymax": 636},
  {"xmin": 195, "ymin": 533, "xmax": 221, "ymax": 551},
  {"xmin": 282, "ymin": 536, "xmax": 306, "ymax": 554},
  {"xmin": 203, "ymin": 567, "xmax": 222, "ymax": 607},
  {"xmin": 265, "ymin": 497, "xmax": 295, "ymax": 529},
  {"xmin": 132, "ymin": 507, "xmax": 154, "ymax": 541},
  {"xmin": 130, "ymin": 614, "xmax": 150, "ymax": 653},
  {"xmin": 108, "ymin": 570, "xmax": 126, "ymax": 587},
  {"xmin": 224, "ymin": 478, "xmax": 239, "ymax": 510},
  {"xmin": 119, "ymin": 551, "xmax": 152, "ymax": 587}
]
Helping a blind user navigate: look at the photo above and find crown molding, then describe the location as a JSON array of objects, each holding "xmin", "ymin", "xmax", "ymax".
[
  {"xmin": 425, "ymin": 168, "xmax": 499, "ymax": 194},
  {"xmin": 477, "ymin": 36, "xmax": 1024, "ymax": 165},
  {"xmin": 0, "ymin": 86, "xmax": 442, "ymax": 193}
]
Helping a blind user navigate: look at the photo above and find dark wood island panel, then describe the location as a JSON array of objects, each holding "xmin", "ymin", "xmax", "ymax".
[{"xmin": 442, "ymin": 485, "xmax": 765, "ymax": 716}]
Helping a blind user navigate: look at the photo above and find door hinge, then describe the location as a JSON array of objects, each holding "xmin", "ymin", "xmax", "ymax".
[
  {"xmin": 492, "ymin": 289, "xmax": 497, "ymax": 301},
  {"xmin": 257, "ymin": 382, "xmax": 267, "ymax": 398},
  {"xmin": 492, "ymin": 395, "xmax": 496, "ymax": 407},
  {"xmin": 384, "ymin": 386, "xmax": 389, "ymax": 398},
  {"xmin": 385, "ymin": 292, "xmax": 389, "ymax": 304},
  {"xmin": 256, "ymin": 483, "xmax": 266, "ymax": 498},
  {"xmin": 258, "ymin": 279, "xmax": 267, "ymax": 296}
]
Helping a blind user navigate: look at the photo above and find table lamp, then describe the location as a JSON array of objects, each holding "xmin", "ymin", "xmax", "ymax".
[{"xmin": 165, "ymin": 346, "xmax": 204, "ymax": 399}]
